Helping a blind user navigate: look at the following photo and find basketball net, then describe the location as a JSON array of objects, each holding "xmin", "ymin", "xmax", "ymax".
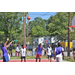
[
  {"xmin": 69, "ymin": 27, "xmax": 74, "ymax": 32},
  {"xmin": 69, "ymin": 26, "xmax": 75, "ymax": 32}
]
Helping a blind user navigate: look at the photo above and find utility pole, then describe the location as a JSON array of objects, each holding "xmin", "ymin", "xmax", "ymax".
[
  {"xmin": 68, "ymin": 12, "xmax": 71, "ymax": 57},
  {"xmin": 27, "ymin": 12, "xmax": 29, "ymax": 49},
  {"xmin": 23, "ymin": 12, "xmax": 26, "ymax": 46}
]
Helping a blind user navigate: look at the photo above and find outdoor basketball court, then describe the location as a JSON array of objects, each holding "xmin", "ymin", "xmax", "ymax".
[{"xmin": 0, "ymin": 59, "xmax": 56, "ymax": 62}]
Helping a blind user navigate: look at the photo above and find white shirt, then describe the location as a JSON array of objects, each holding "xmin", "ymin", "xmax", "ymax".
[
  {"xmin": 55, "ymin": 47, "xmax": 64, "ymax": 57},
  {"xmin": 16, "ymin": 47, "xmax": 20, "ymax": 52},
  {"xmin": 20, "ymin": 48, "xmax": 26, "ymax": 56},
  {"xmin": 47, "ymin": 47, "xmax": 52, "ymax": 55}
]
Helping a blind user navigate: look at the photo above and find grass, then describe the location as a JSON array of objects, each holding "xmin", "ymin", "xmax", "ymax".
[
  {"xmin": 0, "ymin": 49, "xmax": 32, "ymax": 54},
  {"xmin": 64, "ymin": 56, "xmax": 75, "ymax": 62},
  {"xmin": 10, "ymin": 56, "xmax": 47, "ymax": 59}
]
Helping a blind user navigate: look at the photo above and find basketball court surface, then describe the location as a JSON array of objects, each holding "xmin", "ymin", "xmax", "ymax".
[{"xmin": 0, "ymin": 59, "xmax": 56, "ymax": 62}]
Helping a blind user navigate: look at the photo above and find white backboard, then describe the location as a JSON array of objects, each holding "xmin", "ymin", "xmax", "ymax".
[{"xmin": 72, "ymin": 16, "xmax": 75, "ymax": 26}]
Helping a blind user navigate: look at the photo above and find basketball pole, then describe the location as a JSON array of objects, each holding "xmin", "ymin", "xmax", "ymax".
[
  {"xmin": 27, "ymin": 12, "xmax": 29, "ymax": 49},
  {"xmin": 68, "ymin": 12, "xmax": 71, "ymax": 57},
  {"xmin": 23, "ymin": 12, "xmax": 26, "ymax": 46}
]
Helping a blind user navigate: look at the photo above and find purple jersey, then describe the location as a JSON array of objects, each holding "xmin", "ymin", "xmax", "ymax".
[
  {"xmin": 2, "ymin": 46, "xmax": 8, "ymax": 56},
  {"xmin": 56, "ymin": 47, "xmax": 62, "ymax": 55},
  {"xmin": 37, "ymin": 46, "xmax": 43, "ymax": 54}
]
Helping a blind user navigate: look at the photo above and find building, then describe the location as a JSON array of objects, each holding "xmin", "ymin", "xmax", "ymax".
[{"xmin": 33, "ymin": 36, "xmax": 56, "ymax": 45}]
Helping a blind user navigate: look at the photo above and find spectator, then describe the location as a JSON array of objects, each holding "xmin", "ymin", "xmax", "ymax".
[
  {"xmin": 15, "ymin": 44, "xmax": 20, "ymax": 57},
  {"xmin": 9, "ymin": 44, "xmax": 12, "ymax": 57}
]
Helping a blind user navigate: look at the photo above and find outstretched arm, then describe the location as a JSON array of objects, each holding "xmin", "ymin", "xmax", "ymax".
[
  {"xmin": 4, "ymin": 38, "xmax": 9, "ymax": 46},
  {"xmin": 6, "ymin": 40, "xmax": 14, "ymax": 49}
]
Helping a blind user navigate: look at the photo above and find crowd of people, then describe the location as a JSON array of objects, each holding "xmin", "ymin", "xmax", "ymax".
[{"xmin": 1, "ymin": 38, "xmax": 75, "ymax": 62}]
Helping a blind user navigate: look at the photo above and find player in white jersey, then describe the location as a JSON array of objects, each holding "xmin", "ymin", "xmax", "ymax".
[
  {"xmin": 20, "ymin": 45, "xmax": 27, "ymax": 62},
  {"xmin": 46, "ymin": 44, "xmax": 53, "ymax": 62}
]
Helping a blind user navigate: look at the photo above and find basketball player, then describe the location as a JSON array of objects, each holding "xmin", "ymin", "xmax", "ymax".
[
  {"xmin": 35, "ymin": 43, "xmax": 43, "ymax": 62},
  {"xmin": 73, "ymin": 47, "xmax": 75, "ymax": 61},
  {"xmin": 46, "ymin": 44, "xmax": 53, "ymax": 62},
  {"xmin": 1, "ymin": 38, "xmax": 14, "ymax": 62},
  {"xmin": 20, "ymin": 45, "xmax": 27, "ymax": 62},
  {"xmin": 54, "ymin": 42, "xmax": 64, "ymax": 62}
]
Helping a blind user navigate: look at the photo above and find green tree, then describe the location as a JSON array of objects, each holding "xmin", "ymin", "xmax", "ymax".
[
  {"xmin": 47, "ymin": 12, "xmax": 69, "ymax": 41},
  {"xmin": 0, "ymin": 12, "xmax": 28, "ymax": 43},
  {"xmin": 29, "ymin": 17, "xmax": 49, "ymax": 36}
]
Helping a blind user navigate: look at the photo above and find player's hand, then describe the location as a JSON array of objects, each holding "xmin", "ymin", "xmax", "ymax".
[
  {"xmin": 7, "ymin": 38, "xmax": 9, "ymax": 41},
  {"xmin": 12, "ymin": 40, "xmax": 14, "ymax": 43}
]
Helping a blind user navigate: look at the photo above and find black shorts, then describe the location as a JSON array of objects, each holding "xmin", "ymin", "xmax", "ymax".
[
  {"xmin": 48, "ymin": 55, "xmax": 52, "ymax": 59},
  {"xmin": 21, "ymin": 56, "xmax": 26, "ymax": 59}
]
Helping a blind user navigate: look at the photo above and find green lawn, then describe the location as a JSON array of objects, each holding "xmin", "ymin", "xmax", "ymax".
[
  {"xmin": 64, "ymin": 56, "xmax": 75, "ymax": 62},
  {"xmin": 10, "ymin": 56, "xmax": 47, "ymax": 59},
  {"xmin": 0, "ymin": 49, "xmax": 32, "ymax": 54}
]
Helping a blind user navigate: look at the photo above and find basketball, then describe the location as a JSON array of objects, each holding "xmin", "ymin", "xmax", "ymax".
[{"xmin": 27, "ymin": 16, "xmax": 31, "ymax": 20}]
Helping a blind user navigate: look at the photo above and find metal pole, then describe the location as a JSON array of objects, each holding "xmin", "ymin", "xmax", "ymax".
[
  {"xmin": 27, "ymin": 12, "xmax": 29, "ymax": 49},
  {"xmin": 68, "ymin": 12, "xmax": 71, "ymax": 57},
  {"xmin": 23, "ymin": 12, "xmax": 26, "ymax": 46}
]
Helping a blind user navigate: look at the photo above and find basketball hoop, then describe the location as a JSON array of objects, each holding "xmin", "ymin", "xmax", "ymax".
[
  {"xmin": 69, "ymin": 16, "xmax": 75, "ymax": 32},
  {"xmin": 69, "ymin": 26, "xmax": 75, "ymax": 32}
]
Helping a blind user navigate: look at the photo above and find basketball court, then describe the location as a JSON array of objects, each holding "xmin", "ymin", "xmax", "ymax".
[{"xmin": 0, "ymin": 59, "xmax": 56, "ymax": 62}]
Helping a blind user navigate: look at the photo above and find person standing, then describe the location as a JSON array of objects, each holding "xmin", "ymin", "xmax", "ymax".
[
  {"xmin": 46, "ymin": 44, "xmax": 53, "ymax": 62},
  {"xmin": 35, "ymin": 43, "xmax": 43, "ymax": 62},
  {"xmin": 9, "ymin": 44, "xmax": 12, "ymax": 57},
  {"xmin": 1, "ymin": 38, "xmax": 14, "ymax": 62},
  {"xmin": 15, "ymin": 44, "xmax": 20, "ymax": 57},
  {"xmin": 54, "ymin": 42, "xmax": 64, "ymax": 62},
  {"xmin": 72, "ymin": 47, "xmax": 75, "ymax": 61},
  {"xmin": 20, "ymin": 45, "xmax": 27, "ymax": 62}
]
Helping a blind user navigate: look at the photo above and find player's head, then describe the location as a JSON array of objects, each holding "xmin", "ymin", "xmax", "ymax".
[
  {"xmin": 39, "ymin": 43, "xmax": 42, "ymax": 47},
  {"xmin": 48, "ymin": 44, "xmax": 51, "ymax": 47},
  {"xmin": 21, "ymin": 45, "xmax": 24, "ymax": 48},
  {"xmin": 17, "ymin": 44, "xmax": 19, "ymax": 47},
  {"xmin": 58, "ymin": 42, "xmax": 61, "ymax": 47},
  {"xmin": 2, "ymin": 43, "xmax": 4, "ymax": 47}
]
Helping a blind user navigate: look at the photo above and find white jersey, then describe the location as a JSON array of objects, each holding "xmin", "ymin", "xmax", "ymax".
[
  {"xmin": 20, "ymin": 48, "xmax": 26, "ymax": 56},
  {"xmin": 47, "ymin": 47, "xmax": 52, "ymax": 55},
  {"xmin": 16, "ymin": 47, "xmax": 20, "ymax": 52}
]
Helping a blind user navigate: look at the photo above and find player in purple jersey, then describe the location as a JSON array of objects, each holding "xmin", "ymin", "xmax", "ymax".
[
  {"xmin": 35, "ymin": 43, "xmax": 43, "ymax": 62},
  {"xmin": 1, "ymin": 38, "xmax": 14, "ymax": 62},
  {"xmin": 54, "ymin": 42, "xmax": 64, "ymax": 62}
]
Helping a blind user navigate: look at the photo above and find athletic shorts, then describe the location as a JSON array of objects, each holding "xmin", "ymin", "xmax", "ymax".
[
  {"xmin": 48, "ymin": 55, "xmax": 52, "ymax": 58},
  {"xmin": 21, "ymin": 56, "xmax": 26, "ymax": 59},
  {"xmin": 56, "ymin": 57, "xmax": 62, "ymax": 62},
  {"xmin": 36, "ymin": 54, "xmax": 41, "ymax": 58},
  {"xmin": 3, "ymin": 56, "xmax": 9, "ymax": 62}
]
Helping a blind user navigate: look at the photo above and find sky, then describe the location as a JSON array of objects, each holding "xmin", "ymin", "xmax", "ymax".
[{"xmin": 26, "ymin": 12, "xmax": 57, "ymax": 22}]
